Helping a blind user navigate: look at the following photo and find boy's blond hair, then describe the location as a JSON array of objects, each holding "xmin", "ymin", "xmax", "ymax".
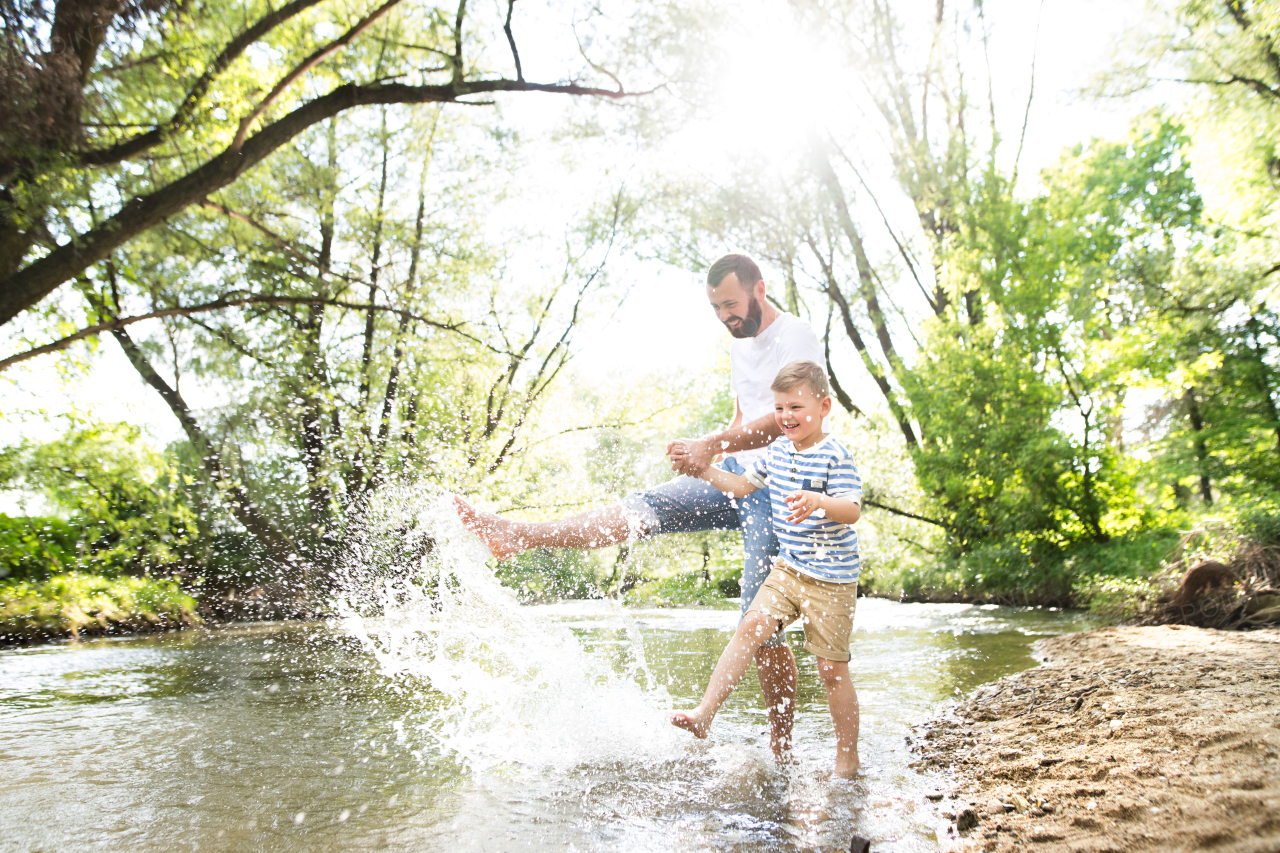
[{"xmin": 771, "ymin": 361, "xmax": 830, "ymax": 398}]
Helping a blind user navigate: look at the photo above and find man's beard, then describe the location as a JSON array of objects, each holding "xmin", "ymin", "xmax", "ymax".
[{"xmin": 725, "ymin": 294, "xmax": 763, "ymax": 338}]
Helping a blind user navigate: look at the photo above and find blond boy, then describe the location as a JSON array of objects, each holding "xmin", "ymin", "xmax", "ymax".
[{"xmin": 672, "ymin": 361, "xmax": 863, "ymax": 777}]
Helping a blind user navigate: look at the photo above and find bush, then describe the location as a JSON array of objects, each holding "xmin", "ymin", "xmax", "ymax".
[
  {"xmin": 625, "ymin": 572, "xmax": 739, "ymax": 608},
  {"xmin": 495, "ymin": 548, "xmax": 607, "ymax": 602},
  {"xmin": 1, "ymin": 421, "xmax": 199, "ymax": 581},
  {"xmin": 0, "ymin": 515, "xmax": 84, "ymax": 582},
  {"xmin": 0, "ymin": 573, "xmax": 200, "ymax": 643},
  {"xmin": 1235, "ymin": 503, "xmax": 1280, "ymax": 548},
  {"xmin": 1072, "ymin": 574, "xmax": 1162, "ymax": 621},
  {"xmin": 873, "ymin": 525, "xmax": 1184, "ymax": 607}
]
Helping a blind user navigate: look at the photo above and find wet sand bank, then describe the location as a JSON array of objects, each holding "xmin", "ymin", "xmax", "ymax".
[{"xmin": 915, "ymin": 625, "xmax": 1280, "ymax": 852}]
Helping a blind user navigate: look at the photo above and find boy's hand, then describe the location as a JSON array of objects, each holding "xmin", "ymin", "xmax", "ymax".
[{"xmin": 784, "ymin": 490, "xmax": 824, "ymax": 523}]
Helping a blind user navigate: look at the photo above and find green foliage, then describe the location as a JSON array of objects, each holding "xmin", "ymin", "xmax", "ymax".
[
  {"xmin": 904, "ymin": 114, "xmax": 1222, "ymax": 564},
  {"xmin": 495, "ymin": 549, "xmax": 605, "ymax": 603},
  {"xmin": 868, "ymin": 526, "xmax": 1183, "ymax": 607},
  {"xmin": 1, "ymin": 419, "xmax": 198, "ymax": 580},
  {"xmin": 1072, "ymin": 574, "xmax": 1161, "ymax": 622},
  {"xmin": 907, "ymin": 320, "xmax": 1072, "ymax": 547},
  {"xmin": 0, "ymin": 515, "xmax": 81, "ymax": 582},
  {"xmin": 1236, "ymin": 500, "xmax": 1280, "ymax": 547},
  {"xmin": 625, "ymin": 572, "xmax": 738, "ymax": 608},
  {"xmin": 0, "ymin": 573, "xmax": 200, "ymax": 642}
]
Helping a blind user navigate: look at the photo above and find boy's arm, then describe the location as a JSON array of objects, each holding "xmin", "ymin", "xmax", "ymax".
[{"xmin": 700, "ymin": 465, "xmax": 760, "ymax": 499}]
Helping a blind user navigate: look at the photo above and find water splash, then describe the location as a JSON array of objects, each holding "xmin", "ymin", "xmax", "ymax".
[{"xmin": 335, "ymin": 486, "xmax": 680, "ymax": 773}]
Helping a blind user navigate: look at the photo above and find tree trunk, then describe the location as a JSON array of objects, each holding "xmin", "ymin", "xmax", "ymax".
[
  {"xmin": 1183, "ymin": 386, "xmax": 1213, "ymax": 505},
  {"xmin": 111, "ymin": 326, "xmax": 296, "ymax": 564}
]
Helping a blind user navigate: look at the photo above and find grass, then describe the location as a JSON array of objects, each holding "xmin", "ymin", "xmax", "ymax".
[{"xmin": 0, "ymin": 572, "xmax": 200, "ymax": 643}]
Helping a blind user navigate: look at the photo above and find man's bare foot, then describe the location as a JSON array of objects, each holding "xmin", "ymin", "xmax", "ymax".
[
  {"xmin": 834, "ymin": 751, "xmax": 860, "ymax": 779},
  {"xmin": 671, "ymin": 707, "xmax": 713, "ymax": 738},
  {"xmin": 755, "ymin": 645, "xmax": 797, "ymax": 760},
  {"xmin": 768, "ymin": 703, "xmax": 793, "ymax": 759},
  {"xmin": 453, "ymin": 496, "xmax": 525, "ymax": 560},
  {"xmin": 770, "ymin": 731, "xmax": 793, "ymax": 760}
]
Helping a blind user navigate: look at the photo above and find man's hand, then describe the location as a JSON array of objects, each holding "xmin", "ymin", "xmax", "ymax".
[
  {"xmin": 784, "ymin": 490, "xmax": 826, "ymax": 524},
  {"xmin": 667, "ymin": 437, "xmax": 718, "ymax": 476}
]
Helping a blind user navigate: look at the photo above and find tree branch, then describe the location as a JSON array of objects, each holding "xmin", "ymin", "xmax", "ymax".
[
  {"xmin": 0, "ymin": 293, "xmax": 495, "ymax": 374},
  {"xmin": 504, "ymin": 0, "xmax": 523, "ymax": 82},
  {"xmin": 231, "ymin": 0, "xmax": 406, "ymax": 152},
  {"xmin": 829, "ymin": 137, "xmax": 935, "ymax": 314},
  {"xmin": 453, "ymin": 0, "xmax": 468, "ymax": 84},
  {"xmin": 824, "ymin": 300, "xmax": 862, "ymax": 416},
  {"xmin": 1011, "ymin": 0, "xmax": 1045, "ymax": 187},
  {"xmin": 863, "ymin": 496, "xmax": 953, "ymax": 530},
  {"xmin": 198, "ymin": 200, "xmax": 318, "ymax": 262},
  {"xmin": 0, "ymin": 76, "xmax": 632, "ymax": 328},
  {"xmin": 79, "ymin": 0, "xmax": 330, "ymax": 167},
  {"xmin": 1172, "ymin": 74, "xmax": 1280, "ymax": 100}
]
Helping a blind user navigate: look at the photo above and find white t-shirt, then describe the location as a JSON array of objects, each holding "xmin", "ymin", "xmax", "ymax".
[{"xmin": 729, "ymin": 312, "xmax": 826, "ymax": 465}]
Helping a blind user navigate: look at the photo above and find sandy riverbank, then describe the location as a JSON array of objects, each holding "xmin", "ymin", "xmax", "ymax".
[{"xmin": 915, "ymin": 625, "xmax": 1280, "ymax": 852}]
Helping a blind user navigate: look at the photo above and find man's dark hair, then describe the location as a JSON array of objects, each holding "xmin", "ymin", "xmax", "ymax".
[{"xmin": 706, "ymin": 254, "xmax": 763, "ymax": 290}]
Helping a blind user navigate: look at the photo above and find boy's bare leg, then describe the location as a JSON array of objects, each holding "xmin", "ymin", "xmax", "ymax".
[
  {"xmin": 672, "ymin": 610, "xmax": 779, "ymax": 738},
  {"xmin": 817, "ymin": 658, "xmax": 860, "ymax": 778},
  {"xmin": 454, "ymin": 497, "xmax": 634, "ymax": 560},
  {"xmin": 755, "ymin": 644, "xmax": 797, "ymax": 757}
]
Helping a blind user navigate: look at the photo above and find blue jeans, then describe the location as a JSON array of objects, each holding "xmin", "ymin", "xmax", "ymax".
[{"xmin": 620, "ymin": 458, "xmax": 783, "ymax": 646}]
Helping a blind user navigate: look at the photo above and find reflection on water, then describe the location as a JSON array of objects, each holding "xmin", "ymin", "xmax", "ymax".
[{"xmin": 0, "ymin": 601, "xmax": 1093, "ymax": 852}]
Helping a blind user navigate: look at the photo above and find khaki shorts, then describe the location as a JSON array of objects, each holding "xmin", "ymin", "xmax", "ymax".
[{"xmin": 747, "ymin": 558, "xmax": 858, "ymax": 661}]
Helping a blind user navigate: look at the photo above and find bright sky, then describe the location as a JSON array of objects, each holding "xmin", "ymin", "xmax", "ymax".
[
  {"xmin": 567, "ymin": 0, "xmax": 1163, "ymax": 390},
  {"xmin": 0, "ymin": 0, "xmax": 1165, "ymax": 455}
]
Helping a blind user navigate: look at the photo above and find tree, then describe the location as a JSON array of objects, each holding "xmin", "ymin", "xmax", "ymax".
[
  {"xmin": 1108, "ymin": 0, "xmax": 1280, "ymax": 276},
  {"xmin": 0, "ymin": 0, "xmax": 663, "ymax": 329}
]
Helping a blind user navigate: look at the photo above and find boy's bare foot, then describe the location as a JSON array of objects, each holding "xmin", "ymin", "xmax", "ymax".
[
  {"xmin": 834, "ymin": 752, "xmax": 860, "ymax": 779},
  {"xmin": 453, "ymin": 496, "xmax": 525, "ymax": 560},
  {"xmin": 671, "ymin": 707, "xmax": 713, "ymax": 738}
]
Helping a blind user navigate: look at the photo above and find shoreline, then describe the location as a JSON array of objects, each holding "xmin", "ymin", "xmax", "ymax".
[{"xmin": 915, "ymin": 625, "xmax": 1280, "ymax": 852}]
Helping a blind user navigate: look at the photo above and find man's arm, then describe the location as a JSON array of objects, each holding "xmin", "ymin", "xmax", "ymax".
[
  {"xmin": 705, "ymin": 410, "xmax": 781, "ymax": 455},
  {"xmin": 668, "ymin": 399, "xmax": 781, "ymax": 476}
]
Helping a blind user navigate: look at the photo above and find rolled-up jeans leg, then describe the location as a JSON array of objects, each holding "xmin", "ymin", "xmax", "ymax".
[
  {"xmin": 619, "ymin": 471, "xmax": 740, "ymax": 538},
  {"xmin": 725, "ymin": 459, "xmax": 784, "ymax": 649}
]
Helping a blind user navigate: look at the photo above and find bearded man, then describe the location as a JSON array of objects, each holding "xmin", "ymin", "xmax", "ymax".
[{"xmin": 455, "ymin": 253, "xmax": 827, "ymax": 756}]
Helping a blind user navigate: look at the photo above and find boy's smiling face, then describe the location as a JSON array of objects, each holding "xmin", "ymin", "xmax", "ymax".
[{"xmin": 773, "ymin": 384, "xmax": 832, "ymax": 450}]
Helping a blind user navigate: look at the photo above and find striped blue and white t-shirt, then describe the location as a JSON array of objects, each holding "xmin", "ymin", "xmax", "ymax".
[{"xmin": 744, "ymin": 435, "xmax": 862, "ymax": 583}]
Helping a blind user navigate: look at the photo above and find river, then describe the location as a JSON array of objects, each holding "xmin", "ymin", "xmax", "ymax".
[{"xmin": 0, "ymin": 600, "xmax": 1092, "ymax": 852}]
